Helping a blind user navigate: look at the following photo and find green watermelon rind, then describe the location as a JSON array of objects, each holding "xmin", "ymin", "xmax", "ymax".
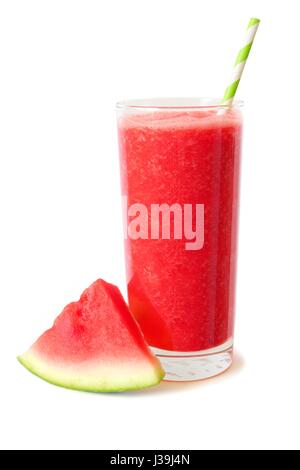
[{"xmin": 18, "ymin": 351, "xmax": 165, "ymax": 393}]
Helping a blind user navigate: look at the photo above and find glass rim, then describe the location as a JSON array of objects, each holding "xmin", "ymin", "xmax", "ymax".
[{"xmin": 116, "ymin": 97, "xmax": 244, "ymax": 111}]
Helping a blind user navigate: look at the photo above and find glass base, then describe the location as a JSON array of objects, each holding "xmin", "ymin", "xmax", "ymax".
[{"xmin": 151, "ymin": 338, "xmax": 233, "ymax": 382}]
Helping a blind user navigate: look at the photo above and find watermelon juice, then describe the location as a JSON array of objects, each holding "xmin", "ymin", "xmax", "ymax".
[{"xmin": 117, "ymin": 98, "xmax": 242, "ymax": 380}]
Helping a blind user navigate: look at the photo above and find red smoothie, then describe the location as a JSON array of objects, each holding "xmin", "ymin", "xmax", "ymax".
[{"xmin": 118, "ymin": 101, "xmax": 242, "ymax": 353}]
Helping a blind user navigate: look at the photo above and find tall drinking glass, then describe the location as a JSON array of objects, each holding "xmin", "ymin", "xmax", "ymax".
[{"xmin": 117, "ymin": 98, "xmax": 243, "ymax": 381}]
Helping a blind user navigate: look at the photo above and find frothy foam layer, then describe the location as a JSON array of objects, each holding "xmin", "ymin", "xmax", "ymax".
[{"xmin": 119, "ymin": 109, "xmax": 242, "ymax": 130}]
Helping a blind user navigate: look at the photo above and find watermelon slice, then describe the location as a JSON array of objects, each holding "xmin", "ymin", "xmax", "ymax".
[{"xmin": 18, "ymin": 279, "xmax": 165, "ymax": 392}]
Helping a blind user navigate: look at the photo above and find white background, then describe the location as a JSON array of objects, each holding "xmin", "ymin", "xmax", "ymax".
[{"xmin": 0, "ymin": 0, "xmax": 299, "ymax": 451}]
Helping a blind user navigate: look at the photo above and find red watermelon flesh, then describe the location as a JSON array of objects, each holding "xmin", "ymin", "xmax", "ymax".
[{"xmin": 18, "ymin": 279, "xmax": 165, "ymax": 392}]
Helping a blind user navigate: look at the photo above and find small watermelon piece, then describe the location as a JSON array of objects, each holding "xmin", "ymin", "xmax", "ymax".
[{"xmin": 18, "ymin": 279, "xmax": 165, "ymax": 392}]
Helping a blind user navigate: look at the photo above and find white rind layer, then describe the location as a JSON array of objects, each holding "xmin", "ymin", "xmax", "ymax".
[{"xmin": 18, "ymin": 349, "xmax": 165, "ymax": 392}]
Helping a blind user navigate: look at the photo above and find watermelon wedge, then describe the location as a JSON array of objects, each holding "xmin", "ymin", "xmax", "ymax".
[{"xmin": 18, "ymin": 279, "xmax": 165, "ymax": 392}]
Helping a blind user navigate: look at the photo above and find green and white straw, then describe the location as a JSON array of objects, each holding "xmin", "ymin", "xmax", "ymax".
[{"xmin": 222, "ymin": 17, "xmax": 260, "ymax": 105}]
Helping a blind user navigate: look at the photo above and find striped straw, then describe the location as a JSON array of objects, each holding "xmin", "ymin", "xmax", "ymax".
[{"xmin": 222, "ymin": 17, "xmax": 260, "ymax": 105}]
